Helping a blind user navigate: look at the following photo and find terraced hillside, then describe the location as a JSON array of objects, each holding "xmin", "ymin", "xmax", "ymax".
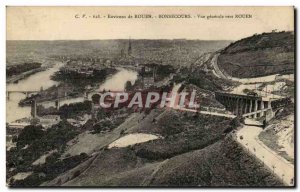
[{"xmin": 217, "ymin": 31, "xmax": 294, "ymax": 78}]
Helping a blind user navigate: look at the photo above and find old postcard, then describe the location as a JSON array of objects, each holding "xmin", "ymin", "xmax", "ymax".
[{"xmin": 6, "ymin": 6, "xmax": 295, "ymax": 187}]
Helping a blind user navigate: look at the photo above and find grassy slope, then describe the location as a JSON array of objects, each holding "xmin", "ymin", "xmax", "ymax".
[
  {"xmin": 149, "ymin": 137, "xmax": 283, "ymax": 187},
  {"xmin": 217, "ymin": 31, "xmax": 294, "ymax": 78},
  {"xmin": 133, "ymin": 111, "xmax": 233, "ymax": 160},
  {"xmin": 42, "ymin": 110, "xmax": 282, "ymax": 187},
  {"xmin": 44, "ymin": 137, "xmax": 282, "ymax": 187}
]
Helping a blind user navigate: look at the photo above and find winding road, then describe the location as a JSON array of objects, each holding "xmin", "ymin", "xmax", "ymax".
[{"xmin": 236, "ymin": 124, "xmax": 294, "ymax": 186}]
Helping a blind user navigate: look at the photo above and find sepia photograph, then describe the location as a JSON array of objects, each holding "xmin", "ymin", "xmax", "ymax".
[{"xmin": 5, "ymin": 6, "xmax": 295, "ymax": 188}]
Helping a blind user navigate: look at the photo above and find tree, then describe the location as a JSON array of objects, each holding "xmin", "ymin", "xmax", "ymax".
[
  {"xmin": 45, "ymin": 152, "xmax": 61, "ymax": 164},
  {"xmin": 30, "ymin": 117, "xmax": 40, "ymax": 126},
  {"xmin": 125, "ymin": 81, "xmax": 133, "ymax": 91},
  {"xmin": 17, "ymin": 125, "xmax": 44, "ymax": 147},
  {"xmin": 91, "ymin": 94, "xmax": 101, "ymax": 104}
]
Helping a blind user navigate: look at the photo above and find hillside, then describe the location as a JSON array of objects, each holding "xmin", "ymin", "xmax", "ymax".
[
  {"xmin": 217, "ymin": 31, "xmax": 294, "ymax": 78},
  {"xmin": 42, "ymin": 137, "xmax": 283, "ymax": 187},
  {"xmin": 37, "ymin": 111, "xmax": 283, "ymax": 187}
]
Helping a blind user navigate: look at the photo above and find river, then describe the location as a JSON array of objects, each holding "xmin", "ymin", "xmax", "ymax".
[
  {"xmin": 6, "ymin": 63, "xmax": 63, "ymax": 123},
  {"xmin": 99, "ymin": 68, "xmax": 137, "ymax": 91},
  {"xmin": 6, "ymin": 64, "xmax": 138, "ymax": 124}
]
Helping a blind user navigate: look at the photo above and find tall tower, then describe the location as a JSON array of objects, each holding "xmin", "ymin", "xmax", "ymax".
[
  {"xmin": 128, "ymin": 37, "xmax": 132, "ymax": 56},
  {"xmin": 55, "ymin": 86, "xmax": 60, "ymax": 110},
  {"xmin": 31, "ymin": 99, "xmax": 37, "ymax": 118},
  {"xmin": 120, "ymin": 48, "xmax": 125, "ymax": 58}
]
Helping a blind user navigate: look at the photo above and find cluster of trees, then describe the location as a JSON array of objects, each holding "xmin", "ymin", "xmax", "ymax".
[
  {"xmin": 139, "ymin": 64, "xmax": 175, "ymax": 81},
  {"xmin": 91, "ymin": 117, "xmax": 126, "ymax": 134},
  {"xmin": 10, "ymin": 153, "xmax": 89, "ymax": 187},
  {"xmin": 133, "ymin": 113, "xmax": 233, "ymax": 160},
  {"xmin": 59, "ymin": 101, "xmax": 92, "ymax": 119},
  {"xmin": 32, "ymin": 101, "xmax": 92, "ymax": 119},
  {"xmin": 174, "ymin": 72, "xmax": 222, "ymax": 92},
  {"xmin": 7, "ymin": 121, "xmax": 79, "ymax": 182},
  {"xmin": 51, "ymin": 68, "xmax": 117, "ymax": 87},
  {"xmin": 7, "ymin": 62, "xmax": 41, "ymax": 77}
]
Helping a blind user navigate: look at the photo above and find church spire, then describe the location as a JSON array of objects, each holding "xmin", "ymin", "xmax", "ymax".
[{"xmin": 128, "ymin": 37, "xmax": 132, "ymax": 56}]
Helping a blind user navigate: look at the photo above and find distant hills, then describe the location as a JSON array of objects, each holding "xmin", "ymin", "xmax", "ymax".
[
  {"xmin": 217, "ymin": 31, "xmax": 294, "ymax": 78},
  {"xmin": 7, "ymin": 40, "xmax": 230, "ymax": 67}
]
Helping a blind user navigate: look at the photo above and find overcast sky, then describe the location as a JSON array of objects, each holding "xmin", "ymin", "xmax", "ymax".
[{"xmin": 7, "ymin": 6, "xmax": 294, "ymax": 40}]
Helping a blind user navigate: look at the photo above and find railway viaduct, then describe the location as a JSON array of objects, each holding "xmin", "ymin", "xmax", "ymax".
[{"xmin": 215, "ymin": 91, "xmax": 291, "ymax": 121}]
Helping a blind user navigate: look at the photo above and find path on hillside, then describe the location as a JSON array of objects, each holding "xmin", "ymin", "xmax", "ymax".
[
  {"xmin": 170, "ymin": 106, "xmax": 236, "ymax": 119},
  {"xmin": 211, "ymin": 53, "xmax": 229, "ymax": 79},
  {"xmin": 141, "ymin": 159, "xmax": 169, "ymax": 186},
  {"xmin": 236, "ymin": 125, "xmax": 294, "ymax": 186}
]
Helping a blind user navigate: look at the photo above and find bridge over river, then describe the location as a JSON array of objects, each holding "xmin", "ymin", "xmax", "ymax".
[{"xmin": 6, "ymin": 90, "xmax": 40, "ymax": 100}]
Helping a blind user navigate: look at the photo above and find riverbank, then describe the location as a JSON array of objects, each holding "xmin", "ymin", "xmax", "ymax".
[
  {"xmin": 6, "ymin": 62, "xmax": 63, "ymax": 123},
  {"xmin": 18, "ymin": 67, "xmax": 119, "ymax": 106},
  {"xmin": 7, "ymin": 67, "xmax": 47, "ymax": 84}
]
